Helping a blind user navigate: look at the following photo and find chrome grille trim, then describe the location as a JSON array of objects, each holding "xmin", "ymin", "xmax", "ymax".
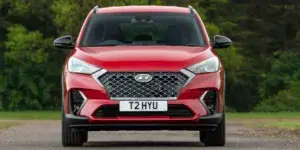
[
  {"xmin": 78, "ymin": 91, "xmax": 88, "ymax": 113},
  {"xmin": 179, "ymin": 69, "xmax": 195, "ymax": 87},
  {"xmin": 92, "ymin": 69, "xmax": 107, "ymax": 87},
  {"xmin": 199, "ymin": 91, "xmax": 210, "ymax": 113}
]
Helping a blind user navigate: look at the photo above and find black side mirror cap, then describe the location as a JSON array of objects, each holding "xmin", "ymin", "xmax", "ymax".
[
  {"xmin": 53, "ymin": 35, "xmax": 75, "ymax": 49},
  {"xmin": 212, "ymin": 35, "xmax": 232, "ymax": 49}
]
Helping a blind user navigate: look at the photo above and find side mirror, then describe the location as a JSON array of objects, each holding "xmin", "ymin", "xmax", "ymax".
[
  {"xmin": 212, "ymin": 35, "xmax": 232, "ymax": 49},
  {"xmin": 53, "ymin": 35, "xmax": 74, "ymax": 49}
]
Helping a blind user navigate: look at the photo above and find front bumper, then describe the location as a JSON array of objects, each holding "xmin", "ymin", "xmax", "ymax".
[
  {"xmin": 79, "ymin": 99, "xmax": 208, "ymax": 123},
  {"xmin": 63, "ymin": 68, "xmax": 225, "ymax": 129},
  {"xmin": 65, "ymin": 113, "xmax": 223, "ymax": 131}
]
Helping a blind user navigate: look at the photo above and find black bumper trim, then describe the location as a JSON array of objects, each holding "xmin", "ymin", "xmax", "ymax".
[
  {"xmin": 198, "ymin": 113, "xmax": 223, "ymax": 124},
  {"xmin": 64, "ymin": 113, "xmax": 223, "ymax": 131},
  {"xmin": 65, "ymin": 114, "xmax": 88, "ymax": 124},
  {"xmin": 70, "ymin": 124, "xmax": 217, "ymax": 131}
]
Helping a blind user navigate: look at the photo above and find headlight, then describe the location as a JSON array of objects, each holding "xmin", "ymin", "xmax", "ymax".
[
  {"xmin": 67, "ymin": 57, "xmax": 100, "ymax": 74},
  {"xmin": 187, "ymin": 56, "xmax": 220, "ymax": 74}
]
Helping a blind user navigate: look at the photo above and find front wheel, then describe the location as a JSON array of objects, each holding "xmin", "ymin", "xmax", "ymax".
[
  {"xmin": 200, "ymin": 113, "xmax": 226, "ymax": 146},
  {"xmin": 62, "ymin": 113, "xmax": 85, "ymax": 147},
  {"xmin": 82, "ymin": 131, "xmax": 88, "ymax": 142}
]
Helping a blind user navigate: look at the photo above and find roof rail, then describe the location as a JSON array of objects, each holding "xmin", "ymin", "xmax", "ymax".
[
  {"xmin": 93, "ymin": 5, "xmax": 99, "ymax": 13},
  {"xmin": 188, "ymin": 5, "xmax": 194, "ymax": 14}
]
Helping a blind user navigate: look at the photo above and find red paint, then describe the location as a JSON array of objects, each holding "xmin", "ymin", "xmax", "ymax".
[
  {"xmin": 62, "ymin": 6, "xmax": 225, "ymax": 122},
  {"xmin": 73, "ymin": 46, "xmax": 213, "ymax": 71},
  {"xmin": 96, "ymin": 6, "xmax": 190, "ymax": 14}
]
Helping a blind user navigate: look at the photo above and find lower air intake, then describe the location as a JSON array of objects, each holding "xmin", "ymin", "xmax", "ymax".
[
  {"xmin": 93, "ymin": 104, "xmax": 194, "ymax": 118},
  {"xmin": 70, "ymin": 90, "xmax": 84, "ymax": 115},
  {"xmin": 203, "ymin": 90, "xmax": 218, "ymax": 114}
]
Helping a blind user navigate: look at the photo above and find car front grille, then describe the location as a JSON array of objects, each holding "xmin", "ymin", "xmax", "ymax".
[
  {"xmin": 93, "ymin": 104, "xmax": 194, "ymax": 118},
  {"xmin": 97, "ymin": 72, "xmax": 189, "ymax": 99}
]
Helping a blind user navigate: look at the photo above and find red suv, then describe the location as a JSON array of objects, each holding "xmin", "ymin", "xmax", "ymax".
[{"xmin": 54, "ymin": 5, "xmax": 232, "ymax": 147}]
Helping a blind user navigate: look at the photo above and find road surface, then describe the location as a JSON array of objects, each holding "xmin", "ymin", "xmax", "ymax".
[{"xmin": 0, "ymin": 120, "xmax": 299, "ymax": 150}]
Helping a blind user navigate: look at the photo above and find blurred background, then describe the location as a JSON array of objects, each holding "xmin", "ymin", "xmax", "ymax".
[{"xmin": 0, "ymin": 0, "xmax": 300, "ymax": 113}]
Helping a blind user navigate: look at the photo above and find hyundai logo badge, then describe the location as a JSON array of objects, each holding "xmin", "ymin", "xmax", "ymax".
[{"xmin": 134, "ymin": 74, "xmax": 153, "ymax": 83}]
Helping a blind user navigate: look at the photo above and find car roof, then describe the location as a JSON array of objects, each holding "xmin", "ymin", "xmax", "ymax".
[{"xmin": 96, "ymin": 5, "xmax": 191, "ymax": 14}]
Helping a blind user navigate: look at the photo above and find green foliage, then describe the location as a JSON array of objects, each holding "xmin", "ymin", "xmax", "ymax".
[
  {"xmin": 255, "ymin": 81, "xmax": 300, "ymax": 112},
  {"xmin": 0, "ymin": 0, "xmax": 300, "ymax": 112},
  {"xmin": 205, "ymin": 23, "xmax": 220, "ymax": 39},
  {"xmin": 217, "ymin": 47, "xmax": 259, "ymax": 111},
  {"xmin": 5, "ymin": 25, "xmax": 49, "ymax": 63},
  {"xmin": 259, "ymin": 52, "xmax": 300, "ymax": 99},
  {"xmin": 255, "ymin": 51, "xmax": 300, "ymax": 112},
  {"xmin": 51, "ymin": 0, "xmax": 83, "ymax": 35},
  {"xmin": 3, "ymin": 25, "xmax": 59, "ymax": 110}
]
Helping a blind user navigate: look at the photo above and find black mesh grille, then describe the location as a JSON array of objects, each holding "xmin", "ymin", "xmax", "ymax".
[
  {"xmin": 93, "ymin": 105, "xmax": 194, "ymax": 118},
  {"xmin": 98, "ymin": 72, "xmax": 189, "ymax": 99},
  {"xmin": 71, "ymin": 90, "xmax": 84, "ymax": 103}
]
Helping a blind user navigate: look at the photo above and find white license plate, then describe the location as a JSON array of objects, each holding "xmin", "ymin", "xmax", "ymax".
[{"xmin": 119, "ymin": 101, "xmax": 167, "ymax": 112}]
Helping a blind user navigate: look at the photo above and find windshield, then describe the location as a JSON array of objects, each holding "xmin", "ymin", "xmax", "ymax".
[{"xmin": 80, "ymin": 13, "xmax": 206, "ymax": 47}]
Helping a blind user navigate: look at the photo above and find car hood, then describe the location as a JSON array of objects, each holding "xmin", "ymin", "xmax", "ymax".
[{"xmin": 74, "ymin": 46, "xmax": 215, "ymax": 71}]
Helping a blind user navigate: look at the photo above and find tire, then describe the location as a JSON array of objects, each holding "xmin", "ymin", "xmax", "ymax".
[
  {"xmin": 200, "ymin": 131, "xmax": 205, "ymax": 142},
  {"xmin": 201, "ymin": 113, "xmax": 226, "ymax": 146},
  {"xmin": 81, "ymin": 131, "xmax": 88, "ymax": 142},
  {"xmin": 62, "ymin": 112, "xmax": 85, "ymax": 147}
]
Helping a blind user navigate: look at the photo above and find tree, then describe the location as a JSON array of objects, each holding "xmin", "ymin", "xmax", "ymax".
[
  {"xmin": 0, "ymin": 0, "xmax": 300, "ymax": 111},
  {"xmin": 4, "ymin": 25, "xmax": 59, "ymax": 110}
]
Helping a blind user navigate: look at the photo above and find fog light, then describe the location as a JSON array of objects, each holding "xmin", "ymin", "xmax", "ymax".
[
  {"xmin": 70, "ymin": 90, "xmax": 86, "ymax": 115},
  {"xmin": 200, "ymin": 90, "xmax": 218, "ymax": 114}
]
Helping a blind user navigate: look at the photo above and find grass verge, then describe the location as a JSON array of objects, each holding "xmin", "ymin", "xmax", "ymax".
[
  {"xmin": 0, "ymin": 111, "xmax": 60, "ymax": 120},
  {"xmin": 227, "ymin": 112, "xmax": 300, "ymax": 119},
  {"xmin": 0, "ymin": 111, "xmax": 299, "ymax": 121},
  {"xmin": 253, "ymin": 121, "xmax": 300, "ymax": 130},
  {"xmin": 227, "ymin": 112, "xmax": 300, "ymax": 130},
  {"xmin": 0, "ymin": 121, "xmax": 20, "ymax": 129}
]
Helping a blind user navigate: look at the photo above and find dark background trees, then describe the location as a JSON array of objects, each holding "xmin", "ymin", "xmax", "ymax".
[{"xmin": 0, "ymin": 0, "xmax": 299, "ymax": 112}]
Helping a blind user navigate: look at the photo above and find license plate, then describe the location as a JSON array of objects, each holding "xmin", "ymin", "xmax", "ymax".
[{"xmin": 119, "ymin": 101, "xmax": 167, "ymax": 112}]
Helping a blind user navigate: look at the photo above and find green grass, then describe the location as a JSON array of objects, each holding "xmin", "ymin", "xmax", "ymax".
[
  {"xmin": 0, "ymin": 111, "xmax": 299, "ymax": 120},
  {"xmin": 227, "ymin": 112, "xmax": 300, "ymax": 130},
  {"xmin": 254, "ymin": 121, "xmax": 300, "ymax": 130},
  {"xmin": 0, "ymin": 111, "xmax": 299, "ymax": 131},
  {"xmin": 0, "ymin": 122, "xmax": 20, "ymax": 129},
  {"xmin": 0, "ymin": 111, "xmax": 60, "ymax": 120},
  {"xmin": 227, "ymin": 112, "xmax": 300, "ymax": 119}
]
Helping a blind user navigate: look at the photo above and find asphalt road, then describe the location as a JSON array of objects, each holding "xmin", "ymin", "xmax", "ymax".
[{"xmin": 0, "ymin": 120, "xmax": 299, "ymax": 150}]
